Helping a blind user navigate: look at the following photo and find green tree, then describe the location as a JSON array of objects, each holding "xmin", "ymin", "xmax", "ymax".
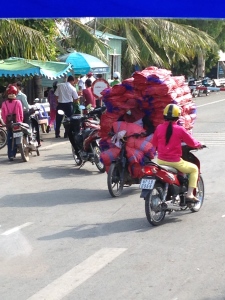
[
  {"xmin": 54, "ymin": 18, "xmax": 217, "ymax": 79},
  {"xmin": 170, "ymin": 19, "xmax": 225, "ymax": 77},
  {"xmin": 0, "ymin": 19, "xmax": 52, "ymax": 60}
]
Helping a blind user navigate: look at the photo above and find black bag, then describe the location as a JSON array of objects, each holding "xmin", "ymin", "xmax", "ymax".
[{"xmin": 5, "ymin": 101, "xmax": 17, "ymax": 129}]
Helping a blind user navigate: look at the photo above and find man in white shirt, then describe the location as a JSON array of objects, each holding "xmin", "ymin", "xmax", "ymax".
[{"xmin": 54, "ymin": 75, "xmax": 78, "ymax": 138}]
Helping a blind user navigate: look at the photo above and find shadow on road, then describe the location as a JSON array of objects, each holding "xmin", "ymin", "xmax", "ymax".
[{"xmin": 37, "ymin": 214, "xmax": 182, "ymax": 241}]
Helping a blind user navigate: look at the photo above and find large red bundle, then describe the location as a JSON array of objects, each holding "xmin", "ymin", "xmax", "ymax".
[
  {"xmin": 182, "ymin": 84, "xmax": 191, "ymax": 95},
  {"xmin": 112, "ymin": 121, "xmax": 146, "ymax": 136},
  {"xmin": 173, "ymin": 93, "xmax": 192, "ymax": 106},
  {"xmin": 172, "ymin": 75, "xmax": 185, "ymax": 87},
  {"xmin": 141, "ymin": 77, "xmax": 177, "ymax": 96},
  {"xmin": 99, "ymin": 112, "xmax": 120, "ymax": 138},
  {"xmin": 128, "ymin": 163, "xmax": 144, "ymax": 178},
  {"xmin": 100, "ymin": 146, "xmax": 121, "ymax": 173},
  {"xmin": 133, "ymin": 68, "xmax": 172, "ymax": 85}
]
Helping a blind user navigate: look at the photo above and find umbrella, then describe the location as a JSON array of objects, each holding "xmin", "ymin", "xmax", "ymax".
[
  {"xmin": 58, "ymin": 52, "xmax": 110, "ymax": 75},
  {"xmin": 0, "ymin": 57, "xmax": 73, "ymax": 79}
]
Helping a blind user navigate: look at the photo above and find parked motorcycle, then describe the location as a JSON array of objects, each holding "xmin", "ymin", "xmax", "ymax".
[
  {"xmin": 0, "ymin": 123, "xmax": 7, "ymax": 150},
  {"xmin": 139, "ymin": 144, "xmax": 206, "ymax": 226},
  {"xmin": 11, "ymin": 108, "xmax": 40, "ymax": 162},
  {"xmin": 188, "ymin": 78, "xmax": 210, "ymax": 97},
  {"xmin": 58, "ymin": 106, "xmax": 106, "ymax": 172}
]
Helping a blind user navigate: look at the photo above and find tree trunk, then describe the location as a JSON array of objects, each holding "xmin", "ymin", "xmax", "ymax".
[
  {"xmin": 33, "ymin": 75, "xmax": 43, "ymax": 99},
  {"xmin": 197, "ymin": 52, "xmax": 205, "ymax": 78}
]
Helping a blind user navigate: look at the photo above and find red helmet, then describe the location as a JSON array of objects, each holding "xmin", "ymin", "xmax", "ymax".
[
  {"xmin": 87, "ymin": 72, "xmax": 93, "ymax": 77},
  {"xmin": 6, "ymin": 85, "xmax": 18, "ymax": 95}
]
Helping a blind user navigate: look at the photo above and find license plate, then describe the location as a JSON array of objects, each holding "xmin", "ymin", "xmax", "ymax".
[
  {"xmin": 139, "ymin": 178, "xmax": 156, "ymax": 189},
  {"xmin": 13, "ymin": 132, "xmax": 23, "ymax": 138}
]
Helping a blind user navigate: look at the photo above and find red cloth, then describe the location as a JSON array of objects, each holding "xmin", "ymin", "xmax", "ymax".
[
  {"xmin": 151, "ymin": 121, "xmax": 201, "ymax": 162},
  {"xmin": 83, "ymin": 87, "xmax": 96, "ymax": 108}
]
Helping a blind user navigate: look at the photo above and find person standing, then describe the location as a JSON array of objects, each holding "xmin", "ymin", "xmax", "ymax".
[
  {"xmin": 83, "ymin": 79, "xmax": 96, "ymax": 108},
  {"xmin": 110, "ymin": 71, "xmax": 121, "ymax": 87},
  {"xmin": 54, "ymin": 75, "xmax": 78, "ymax": 138},
  {"xmin": 47, "ymin": 81, "xmax": 58, "ymax": 132},
  {"xmin": 1, "ymin": 85, "xmax": 23, "ymax": 161},
  {"xmin": 86, "ymin": 72, "xmax": 96, "ymax": 83},
  {"xmin": 15, "ymin": 81, "xmax": 30, "ymax": 124}
]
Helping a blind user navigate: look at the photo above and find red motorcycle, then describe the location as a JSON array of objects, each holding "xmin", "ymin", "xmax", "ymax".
[
  {"xmin": 59, "ymin": 106, "xmax": 106, "ymax": 172},
  {"xmin": 139, "ymin": 144, "xmax": 206, "ymax": 226}
]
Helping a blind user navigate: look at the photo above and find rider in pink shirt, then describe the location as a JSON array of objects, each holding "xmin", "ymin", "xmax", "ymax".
[
  {"xmin": 1, "ymin": 85, "xmax": 23, "ymax": 161},
  {"xmin": 151, "ymin": 104, "xmax": 202, "ymax": 202}
]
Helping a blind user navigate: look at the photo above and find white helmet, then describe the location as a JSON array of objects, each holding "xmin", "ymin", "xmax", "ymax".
[{"xmin": 113, "ymin": 71, "xmax": 120, "ymax": 79}]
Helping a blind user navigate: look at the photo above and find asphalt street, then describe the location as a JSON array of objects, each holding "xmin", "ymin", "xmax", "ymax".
[{"xmin": 1, "ymin": 91, "xmax": 225, "ymax": 300}]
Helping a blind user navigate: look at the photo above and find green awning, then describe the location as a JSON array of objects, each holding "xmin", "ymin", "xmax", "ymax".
[{"xmin": 0, "ymin": 57, "xmax": 73, "ymax": 79}]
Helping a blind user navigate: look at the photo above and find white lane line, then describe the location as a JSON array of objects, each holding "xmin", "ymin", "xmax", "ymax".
[
  {"xmin": 27, "ymin": 247, "xmax": 127, "ymax": 300},
  {"xmin": 196, "ymin": 98, "xmax": 225, "ymax": 108},
  {"xmin": 1, "ymin": 222, "xmax": 33, "ymax": 236},
  {"xmin": 222, "ymin": 215, "xmax": 225, "ymax": 218},
  {"xmin": 40, "ymin": 141, "xmax": 69, "ymax": 150}
]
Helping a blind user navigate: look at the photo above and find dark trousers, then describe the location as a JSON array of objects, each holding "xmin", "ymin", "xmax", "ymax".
[
  {"xmin": 55, "ymin": 102, "xmax": 73, "ymax": 137},
  {"xmin": 7, "ymin": 129, "xmax": 17, "ymax": 159}
]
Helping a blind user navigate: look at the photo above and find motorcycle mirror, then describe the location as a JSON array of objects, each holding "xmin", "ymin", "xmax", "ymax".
[{"xmin": 57, "ymin": 109, "xmax": 65, "ymax": 115}]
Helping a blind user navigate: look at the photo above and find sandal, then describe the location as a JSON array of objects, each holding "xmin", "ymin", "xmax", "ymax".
[{"xmin": 185, "ymin": 196, "xmax": 200, "ymax": 203}]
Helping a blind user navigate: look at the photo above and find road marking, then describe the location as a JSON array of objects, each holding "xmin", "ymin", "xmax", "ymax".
[
  {"xmin": 27, "ymin": 247, "xmax": 127, "ymax": 300},
  {"xmin": 222, "ymin": 215, "xmax": 225, "ymax": 218},
  {"xmin": 40, "ymin": 141, "xmax": 69, "ymax": 150},
  {"xmin": 1, "ymin": 222, "xmax": 33, "ymax": 236},
  {"xmin": 196, "ymin": 98, "xmax": 225, "ymax": 108}
]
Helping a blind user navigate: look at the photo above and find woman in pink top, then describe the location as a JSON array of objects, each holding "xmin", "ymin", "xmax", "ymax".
[
  {"xmin": 1, "ymin": 85, "xmax": 23, "ymax": 161},
  {"xmin": 151, "ymin": 104, "xmax": 202, "ymax": 202}
]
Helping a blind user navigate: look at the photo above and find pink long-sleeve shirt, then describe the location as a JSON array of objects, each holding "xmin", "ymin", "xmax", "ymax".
[
  {"xmin": 1, "ymin": 99, "xmax": 24, "ymax": 124},
  {"xmin": 151, "ymin": 121, "xmax": 201, "ymax": 162}
]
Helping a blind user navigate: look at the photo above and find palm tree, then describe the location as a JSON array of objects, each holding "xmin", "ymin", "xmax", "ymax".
[
  {"xmin": 62, "ymin": 18, "xmax": 218, "ymax": 78},
  {"xmin": 0, "ymin": 19, "xmax": 51, "ymax": 60}
]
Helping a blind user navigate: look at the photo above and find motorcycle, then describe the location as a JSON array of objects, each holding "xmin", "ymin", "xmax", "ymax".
[
  {"xmin": 139, "ymin": 144, "xmax": 206, "ymax": 226},
  {"xmin": 107, "ymin": 132, "xmax": 146, "ymax": 197},
  {"xmin": 11, "ymin": 108, "xmax": 40, "ymax": 162},
  {"xmin": 188, "ymin": 78, "xmax": 210, "ymax": 97},
  {"xmin": 58, "ymin": 106, "xmax": 106, "ymax": 172},
  {"xmin": 0, "ymin": 115, "xmax": 7, "ymax": 150},
  {"xmin": 188, "ymin": 79, "xmax": 200, "ymax": 98}
]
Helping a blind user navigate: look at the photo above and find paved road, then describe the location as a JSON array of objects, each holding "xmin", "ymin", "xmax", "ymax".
[{"xmin": 1, "ymin": 93, "xmax": 225, "ymax": 300}]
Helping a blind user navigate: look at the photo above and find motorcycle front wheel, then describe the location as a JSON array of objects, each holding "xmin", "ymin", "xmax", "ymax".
[
  {"xmin": 18, "ymin": 136, "xmax": 29, "ymax": 162},
  {"xmin": 107, "ymin": 162, "xmax": 124, "ymax": 197},
  {"xmin": 145, "ymin": 183, "xmax": 166, "ymax": 226},
  {"xmin": 189, "ymin": 175, "xmax": 204, "ymax": 212},
  {"xmin": 0, "ymin": 127, "xmax": 7, "ymax": 149},
  {"xmin": 71, "ymin": 145, "xmax": 82, "ymax": 166},
  {"xmin": 93, "ymin": 145, "xmax": 105, "ymax": 173}
]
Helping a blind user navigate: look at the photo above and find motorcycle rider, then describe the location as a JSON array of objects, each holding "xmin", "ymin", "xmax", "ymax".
[
  {"xmin": 151, "ymin": 104, "xmax": 202, "ymax": 202},
  {"xmin": 1, "ymin": 85, "xmax": 23, "ymax": 161}
]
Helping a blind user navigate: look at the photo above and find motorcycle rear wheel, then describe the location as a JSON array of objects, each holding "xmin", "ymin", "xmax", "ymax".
[
  {"xmin": 72, "ymin": 145, "xmax": 82, "ymax": 166},
  {"xmin": 189, "ymin": 175, "xmax": 204, "ymax": 212},
  {"xmin": 145, "ymin": 183, "xmax": 166, "ymax": 226},
  {"xmin": 18, "ymin": 137, "xmax": 29, "ymax": 162},
  {"xmin": 93, "ymin": 145, "xmax": 105, "ymax": 173},
  {"xmin": 107, "ymin": 162, "xmax": 124, "ymax": 197},
  {"xmin": 0, "ymin": 127, "xmax": 7, "ymax": 149}
]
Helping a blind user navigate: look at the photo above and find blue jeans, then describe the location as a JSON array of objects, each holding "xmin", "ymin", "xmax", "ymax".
[{"xmin": 7, "ymin": 129, "xmax": 17, "ymax": 159}]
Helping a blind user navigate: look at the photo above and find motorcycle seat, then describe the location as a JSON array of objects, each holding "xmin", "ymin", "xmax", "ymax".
[{"xmin": 159, "ymin": 165, "xmax": 178, "ymax": 174}]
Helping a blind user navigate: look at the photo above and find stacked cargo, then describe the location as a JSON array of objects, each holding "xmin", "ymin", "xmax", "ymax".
[{"xmin": 99, "ymin": 66, "xmax": 196, "ymax": 177}]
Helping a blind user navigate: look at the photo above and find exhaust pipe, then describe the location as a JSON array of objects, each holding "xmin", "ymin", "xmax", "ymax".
[{"xmin": 165, "ymin": 202, "xmax": 181, "ymax": 211}]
